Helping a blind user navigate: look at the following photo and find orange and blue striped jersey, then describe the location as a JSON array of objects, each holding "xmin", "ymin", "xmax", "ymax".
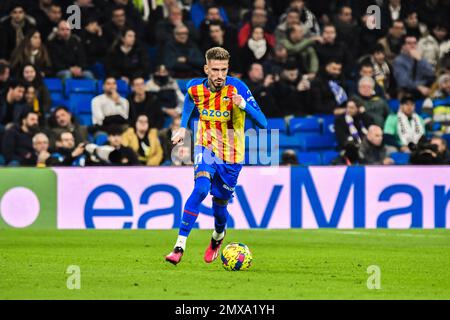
[{"xmin": 181, "ymin": 76, "xmax": 267, "ymax": 164}]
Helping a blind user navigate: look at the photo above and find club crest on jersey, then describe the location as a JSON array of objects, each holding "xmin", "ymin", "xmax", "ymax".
[{"xmin": 223, "ymin": 96, "xmax": 230, "ymax": 102}]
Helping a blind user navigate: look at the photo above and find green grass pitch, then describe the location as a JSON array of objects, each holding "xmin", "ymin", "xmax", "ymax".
[{"xmin": 0, "ymin": 229, "xmax": 449, "ymax": 299}]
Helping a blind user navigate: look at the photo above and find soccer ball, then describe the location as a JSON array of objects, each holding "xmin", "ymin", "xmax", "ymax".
[{"xmin": 221, "ymin": 242, "xmax": 252, "ymax": 271}]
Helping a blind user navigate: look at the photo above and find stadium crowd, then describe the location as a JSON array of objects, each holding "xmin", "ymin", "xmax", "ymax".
[{"xmin": 0, "ymin": 0, "xmax": 450, "ymax": 167}]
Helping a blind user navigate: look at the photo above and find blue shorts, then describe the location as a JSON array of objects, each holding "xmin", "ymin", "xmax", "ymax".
[{"xmin": 194, "ymin": 146, "xmax": 243, "ymax": 200}]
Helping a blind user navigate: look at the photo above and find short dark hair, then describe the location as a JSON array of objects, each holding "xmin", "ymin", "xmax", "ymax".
[
  {"xmin": 400, "ymin": 33, "xmax": 418, "ymax": 46},
  {"xmin": 20, "ymin": 110, "xmax": 38, "ymax": 123},
  {"xmin": 325, "ymin": 58, "xmax": 343, "ymax": 66},
  {"xmin": 400, "ymin": 94, "xmax": 415, "ymax": 105},
  {"xmin": 57, "ymin": 130, "xmax": 74, "ymax": 141},
  {"xmin": 359, "ymin": 62, "xmax": 373, "ymax": 71},
  {"xmin": 107, "ymin": 125, "xmax": 124, "ymax": 136},
  {"xmin": 53, "ymin": 105, "xmax": 71, "ymax": 115},
  {"xmin": 0, "ymin": 61, "xmax": 9, "ymax": 75},
  {"xmin": 8, "ymin": 79, "xmax": 25, "ymax": 90},
  {"xmin": 209, "ymin": 20, "xmax": 225, "ymax": 31}
]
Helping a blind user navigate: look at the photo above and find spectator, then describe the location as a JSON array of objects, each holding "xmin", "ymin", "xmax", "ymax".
[
  {"xmin": 430, "ymin": 136, "xmax": 450, "ymax": 164},
  {"xmin": 48, "ymin": 106, "xmax": 88, "ymax": 149},
  {"xmin": 334, "ymin": 98, "xmax": 374, "ymax": 149},
  {"xmin": 268, "ymin": 61, "xmax": 311, "ymax": 116},
  {"xmin": 281, "ymin": 24, "xmax": 319, "ymax": 78},
  {"xmin": 241, "ymin": 26, "xmax": 273, "ymax": 74},
  {"xmin": 159, "ymin": 115, "xmax": 181, "ymax": 164},
  {"xmin": 384, "ymin": 94, "xmax": 425, "ymax": 152},
  {"xmin": 49, "ymin": 131, "xmax": 87, "ymax": 166},
  {"xmin": 128, "ymin": 77, "xmax": 165, "ymax": 129},
  {"xmin": 80, "ymin": 16, "xmax": 108, "ymax": 68},
  {"xmin": 190, "ymin": 0, "xmax": 229, "ymax": 29},
  {"xmin": 333, "ymin": 5, "xmax": 360, "ymax": 61},
  {"xmin": 278, "ymin": 0, "xmax": 321, "ymax": 37},
  {"xmin": 353, "ymin": 76, "xmax": 390, "ymax": 128},
  {"xmin": 422, "ymin": 74, "xmax": 450, "ymax": 134},
  {"xmin": 19, "ymin": 64, "xmax": 51, "ymax": 124},
  {"xmin": 106, "ymin": 126, "xmax": 140, "ymax": 166},
  {"xmin": 91, "ymin": 77, "xmax": 129, "ymax": 128},
  {"xmin": 378, "ymin": 20, "xmax": 405, "ymax": 64},
  {"xmin": 105, "ymin": 28, "xmax": 150, "ymax": 83},
  {"xmin": 0, "ymin": 3, "xmax": 36, "ymax": 60},
  {"xmin": 418, "ymin": 22, "xmax": 450, "ymax": 68},
  {"xmin": 263, "ymin": 44, "xmax": 289, "ymax": 77},
  {"xmin": 393, "ymin": 34, "xmax": 436, "ymax": 99},
  {"xmin": 2, "ymin": 110, "xmax": 39, "ymax": 166},
  {"xmin": 121, "ymin": 114, "xmax": 163, "ymax": 166},
  {"xmin": 0, "ymin": 61, "xmax": 11, "ymax": 95},
  {"xmin": 200, "ymin": 21, "xmax": 240, "ymax": 75},
  {"xmin": 243, "ymin": 63, "xmax": 277, "ymax": 117},
  {"xmin": 107, "ymin": 0, "xmax": 144, "ymax": 36},
  {"xmin": 103, "ymin": 5, "xmax": 132, "ymax": 47},
  {"xmin": 358, "ymin": 125, "xmax": 394, "ymax": 165},
  {"xmin": 308, "ymin": 59, "xmax": 348, "ymax": 115},
  {"xmin": 404, "ymin": 10, "xmax": 427, "ymax": 39},
  {"xmin": 48, "ymin": 20, "xmax": 94, "ymax": 80},
  {"xmin": 31, "ymin": 2, "xmax": 62, "ymax": 41},
  {"xmin": 32, "ymin": 132, "xmax": 52, "ymax": 167},
  {"xmin": 275, "ymin": 8, "xmax": 300, "ymax": 44},
  {"xmin": 348, "ymin": 63, "xmax": 385, "ymax": 98},
  {"xmin": 198, "ymin": 5, "xmax": 228, "ymax": 45},
  {"xmin": 155, "ymin": 4, "xmax": 199, "ymax": 47},
  {"xmin": 359, "ymin": 44, "xmax": 397, "ymax": 99},
  {"xmin": 0, "ymin": 80, "xmax": 29, "ymax": 137},
  {"xmin": 238, "ymin": 8, "xmax": 275, "ymax": 49},
  {"xmin": 10, "ymin": 29, "xmax": 52, "ymax": 77},
  {"xmin": 314, "ymin": 24, "xmax": 352, "ymax": 77},
  {"xmin": 281, "ymin": 149, "xmax": 299, "ymax": 166},
  {"xmin": 162, "ymin": 25, "xmax": 204, "ymax": 79},
  {"xmin": 145, "ymin": 64, "xmax": 184, "ymax": 120}
]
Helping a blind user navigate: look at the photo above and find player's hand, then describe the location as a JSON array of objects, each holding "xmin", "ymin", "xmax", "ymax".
[
  {"xmin": 232, "ymin": 93, "xmax": 246, "ymax": 110},
  {"xmin": 171, "ymin": 127, "xmax": 186, "ymax": 145}
]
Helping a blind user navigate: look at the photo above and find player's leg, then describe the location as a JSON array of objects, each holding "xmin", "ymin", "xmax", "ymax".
[
  {"xmin": 204, "ymin": 166, "xmax": 240, "ymax": 263},
  {"xmin": 203, "ymin": 196, "xmax": 230, "ymax": 263},
  {"xmin": 165, "ymin": 161, "xmax": 214, "ymax": 265}
]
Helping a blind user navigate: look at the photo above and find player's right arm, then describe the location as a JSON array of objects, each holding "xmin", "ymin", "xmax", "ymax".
[{"xmin": 172, "ymin": 89, "xmax": 195, "ymax": 145}]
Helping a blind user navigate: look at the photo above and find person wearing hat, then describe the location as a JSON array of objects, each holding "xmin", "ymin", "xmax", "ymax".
[{"xmin": 384, "ymin": 94, "xmax": 426, "ymax": 152}]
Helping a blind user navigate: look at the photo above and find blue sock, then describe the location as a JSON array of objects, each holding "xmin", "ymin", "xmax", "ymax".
[
  {"xmin": 213, "ymin": 199, "xmax": 229, "ymax": 234},
  {"xmin": 179, "ymin": 177, "xmax": 210, "ymax": 237}
]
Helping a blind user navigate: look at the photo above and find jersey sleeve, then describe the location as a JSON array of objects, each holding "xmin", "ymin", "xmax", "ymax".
[
  {"xmin": 233, "ymin": 78, "xmax": 268, "ymax": 129},
  {"xmin": 180, "ymin": 91, "xmax": 195, "ymax": 129}
]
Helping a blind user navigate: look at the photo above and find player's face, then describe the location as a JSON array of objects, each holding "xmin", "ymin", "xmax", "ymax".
[{"xmin": 205, "ymin": 59, "xmax": 229, "ymax": 90}]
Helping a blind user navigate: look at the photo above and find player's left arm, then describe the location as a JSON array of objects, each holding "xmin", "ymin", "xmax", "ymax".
[{"xmin": 232, "ymin": 80, "xmax": 268, "ymax": 129}]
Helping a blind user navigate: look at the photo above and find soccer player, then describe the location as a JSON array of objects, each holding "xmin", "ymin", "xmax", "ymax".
[{"xmin": 165, "ymin": 47, "xmax": 267, "ymax": 265}]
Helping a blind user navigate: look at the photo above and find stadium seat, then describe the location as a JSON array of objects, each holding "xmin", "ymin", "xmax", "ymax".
[
  {"xmin": 69, "ymin": 94, "xmax": 95, "ymax": 114},
  {"xmin": 244, "ymin": 118, "xmax": 254, "ymax": 131},
  {"xmin": 321, "ymin": 150, "xmax": 340, "ymax": 165},
  {"xmin": 296, "ymin": 151, "xmax": 322, "ymax": 166},
  {"xmin": 44, "ymin": 78, "xmax": 64, "ymax": 101},
  {"xmin": 289, "ymin": 117, "xmax": 321, "ymax": 134},
  {"xmin": 390, "ymin": 152, "xmax": 410, "ymax": 165},
  {"xmin": 78, "ymin": 113, "xmax": 93, "ymax": 126},
  {"xmin": 388, "ymin": 99, "xmax": 400, "ymax": 113},
  {"xmin": 97, "ymin": 79, "xmax": 130, "ymax": 97},
  {"xmin": 298, "ymin": 134, "xmax": 337, "ymax": 151},
  {"xmin": 276, "ymin": 132, "xmax": 303, "ymax": 149},
  {"xmin": 317, "ymin": 114, "xmax": 335, "ymax": 135},
  {"xmin": 65, "ymin": 79, "xmax": 97, "ymax": 97},
  {"xmin": 267, "ymin": 118, "xmax": 287, "ymax": 133}
]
